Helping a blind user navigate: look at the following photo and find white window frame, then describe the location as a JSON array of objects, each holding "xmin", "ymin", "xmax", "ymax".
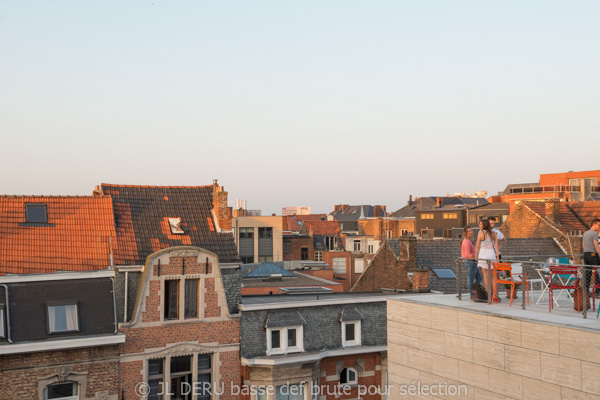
[
  {"xmin": 340, "ymin": 367, "xmax": 358, "ymax": 386},
  {"xmin": 266, "ymin": 325, "xmax": 304, "ymax": 355},
  {"xmin": 314, "ymin": 251, "xmax": 323, "ymax": 262},
  {"xmin": 353, "ymin": 240, "xmax": 361, "ymax": 252},
  {"xmin": 341, "ymin": 320, "xmax": 361, "ymax": 347},
  {"xmin": 47, "ymin": 303, "xmax": 79, "ymax": 334},
  {"xmin": 367, "ymin": 244, "xmax": 374, "ymax": 254},
  {"xmin": 0, "ymin": 308, "xmax": 4, "ymax": 338}
]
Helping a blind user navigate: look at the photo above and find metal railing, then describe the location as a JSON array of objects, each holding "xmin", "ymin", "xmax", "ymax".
[{"xmin": 456, "ymin": 255, "xmax": 599, "ymax": 319}]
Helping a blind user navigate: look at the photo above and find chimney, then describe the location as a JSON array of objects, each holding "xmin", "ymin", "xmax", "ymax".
[
  {"xmin": 212, "ymin": 181, "xmax": 232, "ymax": 230},
  {"xmin": 92, "ymin": 185, "xmax": 102, "ymax": 197},
  {"xmin": 545, "ymin": 198, "xmax": 561, "ymax": 226},
  {"xmin": 436, "ymin": 198, "xmax": 443, "ymax": 207},
  {"xmin": 341, "ymin": 204, "xmax": 349, "ymax": 213},
  {"xmin": 334, "ymin": 204, "xmax": 341, "ymax": 213},
  {"xmin": 407, "ymin": 195, "xmax": 414, "ymax": 206}
]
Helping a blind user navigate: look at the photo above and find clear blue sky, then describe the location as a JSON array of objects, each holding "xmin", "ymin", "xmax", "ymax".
[{"xmin": 1, "ymin": 1, "xmax": 599, "ymax": 214}]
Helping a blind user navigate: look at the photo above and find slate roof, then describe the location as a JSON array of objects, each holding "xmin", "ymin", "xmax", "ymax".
[
  {"xmin": 331, "ymin": 205, "xmax": 377, "ymax": 221},
  {"xmin": 221, "ymin": 267, "xmax": 242, "ymax": 314},
  {"xmin": 242, "ymin": 271, "xmax": 340, "ymax": 288},
  {"xmin": 386, "ymin": 239, "xmax": 405, "ymax": 258},
  {"xmin": 101, "ymin": 184, "xmax": 239, "ymax": 264},
  {"xmin": 0, "ymin": 196, "xmax": 116, "ymax": 274},
  {"xmin": 522, "ymin": 202, "xmax": 587, "ymax": 234},
  {"xmin": 265, "ymin": 309, "xmax": 306, "ymax": 327},
  {"xmin": 340, "ymin": 306, "xmax": 364, "ymax": 321}
]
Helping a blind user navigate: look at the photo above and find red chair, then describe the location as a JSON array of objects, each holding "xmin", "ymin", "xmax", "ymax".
[
  {"xmin": 548, "ymin": 265, "xmax": 578, "ymax": 312},
  {"xmin": 590, "ymin": 266, "xmax": 600, "ymax": 311},
  {"xmin": 492, "ymin": 262, "xmax": 529, "ymax": 307}
]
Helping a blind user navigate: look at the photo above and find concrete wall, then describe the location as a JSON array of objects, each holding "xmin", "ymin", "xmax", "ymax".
[
  {"xmin": 387, "ymin": 299, "xmax": 600, "ymax": 399},
  {"xmin": 233, "ymin": 216, "xmax": 284, "ymax": 262}
]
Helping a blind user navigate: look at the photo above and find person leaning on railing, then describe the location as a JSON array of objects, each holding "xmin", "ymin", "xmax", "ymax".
[
  {"xmin": 461, "ymin": 225, "xmax": 482, "ymax": 300},
  {"xmin": 583, "ymin": 218, "xmax": 600, "ymax": 297},
  {"xmin": 475, "ymin": 219, "xmax": 500, "ymax": 303}
]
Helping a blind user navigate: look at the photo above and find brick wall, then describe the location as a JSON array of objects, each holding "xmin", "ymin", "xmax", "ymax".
[
  {"xmin": 0, "ymin": 346, "xmax": 119, "ymax": 400},
  {"xmin": 283, "ymin": 236, "xmax": 314, "ymax": 261},
  {"xmin": 119, "ymin": 247, "xmax": 240, "ymax": 400},
  {"xmin": 319, "ymin": 353, "xmax": 384, "ymax": 400}
]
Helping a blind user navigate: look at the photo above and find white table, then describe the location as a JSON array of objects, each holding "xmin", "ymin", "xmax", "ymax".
[{"xmin": 535, "ymin": 267, "xmax": 575, "ymax": 307}]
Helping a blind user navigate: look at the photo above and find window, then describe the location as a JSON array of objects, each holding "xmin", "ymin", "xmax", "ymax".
[
  {"xmin": 44, "ymin": 382, "xmax": 78, "ymax": 400},
  {"xmin": 315, "ymin": 251, "xmax": 323, "ymax": 262},
  {"xmin": 324, "ymin": 236, "xmax": 336, "ymax": 251},
  {"xmin": 401, "ymin": 229, "xmax": 408, "ymax": 236},
  {"xmin": 353, "ymin": 240, "xmax": 361, "ymax": 252},
  {"xmin": 367, "ymin": 244, "xmax": 374, "ymax": 254},
  {"xmin": 332, "ymin": 257, "xmax": 347, "ymax": 274},
  {"xmin": 197, "ymin": 354, "xmax": 212, "ymax": 400},
  {"xmin": 164, "ymin": 280, "xmax": 179, "ymax": 320},
  {"xmin": 431, "ymin": 268, "xmax": 456, "ymax": 279},
  {"xmin": 342, "ymin": 321, "xmax": 361, "ymax": 347},
  {"xmin": 339, "ymin": 368, "xmax": 357, "ymax": 385},
  {"xmin": 386, "ymin": 230, "xmax": 392, "ymax": 239},
  {"xmin": 469, "ymin": 215, "xmax": 478, "ymax": 224},
  {"xmin": 26, "ymin": 203, "xmax": 48, "ymax": 223},
  {"xmin": 443, "ymin": 213, "xmax": 457, "ymax": 219},
  {"xmin": 258, "ymin": 227, "xmax": 273, "ymax": 238},
  {"xmin": 421, "ymin": 213, "xmax": 434, "ymax": 220},
  {"xmin": 0, "ymin": 307, "xmax": 4, "ymax": 338},
  {"xmin": 148, "ymin": 359, "xmax": 165, "ymax": 400},
  {"xmin": 184, "ymin": 279, "xmax": 198, "ymax": 319},
  {"xmin": 148, "ymin": 355, "xmax": 212, "ymax": 400},
  {"xmin": 47, "ymin": 303, "xmax": 78, "ymax": 333},
  {"xmin": 267, "ymin": 326, "xmax": 303, "ymax": 355},
  {"xmin": 239, "ymin": 227, "xmax": 254, "ymax": 239},
  {"xmin": 276, "ymin": 384, "xmax": 304, "ymax": 400},
  {"xmin": 354, "ymin": 258, "xmax": 364, "ymax": 274},
  {"xmin": 170, "ymin": 356, "xmax": 192, "ymax": 400},
  {"xmin": 241, "ymin": 256, "xmax": 254, "ymax": 264},
  {"xmin": 300, "ymin": 247, "xmax": 308, "ymax": 261},
  {"xmin": 169, "ymin": 217, "xmax": 184, "ymax": 234},
  {"xmin": 284, "ymin": 242, "xmax": 291, "ymax": 254},
  {"xmin": 258, "ymin": 256, "xmax": 273, "ymax": 262}
]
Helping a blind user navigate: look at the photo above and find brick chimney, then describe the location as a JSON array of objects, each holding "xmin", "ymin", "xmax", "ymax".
[
  {"xmin": 545, "ymin": 198, "xmax": 560, "ymax": 226},
  {"xmin": 334, "ymin": 204, "xmax": 341, "ymax": 213},
  {"xmin": 374, "ymin": 205, "xmax": 386, "ymax": 217},
  {"xmin": 407, "ymin": 195, "xmax": 414, "ymax": 206},
  {"xmin": 436, "ymin": 197, "xmax": 444, "ymax": 207},
  {"xmin": 341, "ymin": 204, "xmax": 349, "ymax": 213},
  {"xmin": 212, "ymin": 180, "xmax": 232, "ymax": 231}
]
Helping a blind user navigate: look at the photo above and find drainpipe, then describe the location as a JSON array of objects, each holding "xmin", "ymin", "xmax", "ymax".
[
  {"xmin": 124, "ymin": 271, "xmax": 128, "ymax": 323},
  {"xmin": 110, "ymin": 277, "xmax": 118, "ymax": 334},
  {"xmin": 0, "ymin": 284, "xmax": 12, "ymax": 343}
]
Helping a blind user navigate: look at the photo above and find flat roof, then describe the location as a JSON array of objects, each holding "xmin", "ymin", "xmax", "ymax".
[{"xmin": 389, "ymin": 293, "xmax": 600, "ymax": 333}]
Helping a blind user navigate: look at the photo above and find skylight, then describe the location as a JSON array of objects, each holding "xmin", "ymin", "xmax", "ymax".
[
  {"xmin": 169, "ymin": 218, "xmax": 184, "ymax": 234},
  {"xmin": 25, "ymin": 204, "xmax": 48, "ymax": 223}
]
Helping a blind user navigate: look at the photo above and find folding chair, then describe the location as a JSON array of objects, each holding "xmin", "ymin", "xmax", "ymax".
[
  {"xmin": 492, "ymin": 262, "xmax": 529, "ymax": 307},
  {"xmin": 548, "ymin": 265, "xmax": 578, "ymax": 312}
]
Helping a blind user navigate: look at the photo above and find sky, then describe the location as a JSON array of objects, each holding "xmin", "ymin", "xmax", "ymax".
[{"xmin": 1, "ymin": 1, "xmax": 599, "ymax": 215}]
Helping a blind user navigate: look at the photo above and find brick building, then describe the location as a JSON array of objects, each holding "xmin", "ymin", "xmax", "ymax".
[
  {"xmin": 99, "ymin": 184, "xmax": 242, "ymax": 400},
  {"xmin": 351, "ymin": 237, "xmax": 428, "ymax": 293},
  {"xmin": 0, "ymin": 196, "xmax": 122, "ymax": 400},
  {"xmin": 501, "ymin": 199, "xmax": 600, "ymax": 260},
  {"xmin": 240, "ymin": 293, "xmax": 390, "ymax": 400}
]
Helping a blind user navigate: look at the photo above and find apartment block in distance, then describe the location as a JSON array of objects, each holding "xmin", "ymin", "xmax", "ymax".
[{"xmin": 232, "ymin": 216, "xmax": 284, "ymax": 263}]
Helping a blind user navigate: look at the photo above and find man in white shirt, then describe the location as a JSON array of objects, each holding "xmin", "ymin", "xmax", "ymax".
[{"xmin": 488, "ymin": 217, "xmax": 507, "ymax": 258}]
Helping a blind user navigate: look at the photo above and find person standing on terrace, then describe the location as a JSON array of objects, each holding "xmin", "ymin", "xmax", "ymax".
[
  {"xmin": 488, "ymin": 217, "xmax": 507, "ymax": 259},
  {"xmin": 583, "ymin": 218, "xmax": 600, "ymax": 297},
  {"xmin": 475, "ymin": 219, "xmax": 500, "ymax": 302},
  {"xmin": 461, "ymin": 226, "xmax": 482, "ymax": 300}
]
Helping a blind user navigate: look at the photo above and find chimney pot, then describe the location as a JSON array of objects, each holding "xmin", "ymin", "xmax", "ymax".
[{"xmin": 545, "ymin": 198, "xmax": 561, "ymax": 226}]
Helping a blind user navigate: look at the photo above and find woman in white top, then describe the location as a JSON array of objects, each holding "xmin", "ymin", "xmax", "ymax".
[{"xmin": 475, "ymin": 219, "xmax": 500, "ymax": 302}]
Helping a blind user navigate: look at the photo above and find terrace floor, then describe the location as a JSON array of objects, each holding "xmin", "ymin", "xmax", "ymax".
[{"xmin": 402, "ymin": 289, "xmax": 600, "ymax": 332}]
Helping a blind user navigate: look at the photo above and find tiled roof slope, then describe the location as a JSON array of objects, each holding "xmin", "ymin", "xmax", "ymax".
[
  {"xmin": 523, "ymin": 202, "xmax": 587, "ymax": 234},
  {"xmin": 101, "ymin": 184, "xmax": 239, "ymax": 264},
  {"xmin": 301, "ymin": 220, "xmax": 341, "ymax": 236},
  {"xmin": 567, "ymin": 202, "xmax": 600, "ymax": 229},
  {"xmin": 0, "ymin": 196, "xmax": 116, "ymax": 274},
  {"xmin": 283, "ymin": 215, "xmax": 327, "ymax": 231}
]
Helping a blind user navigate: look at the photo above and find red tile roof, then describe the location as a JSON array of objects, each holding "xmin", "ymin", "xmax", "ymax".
[
  {"xmin": 302, "ymin": 220, "xmax": 341, "ymax": 236},
  {"xmin": 283, "ymin": 214, "xmax": 328, "ymax": 231},
  {"xmin": 523, "ymin": 202, "xmax": 587, "ymax": 234},
  {"xmin": 0, "ymin": 196, "xmax": 116, "ymax": 274},
  {"xmin": 566, "ymin": 202, "xmax": 600, "ymax": 229}
]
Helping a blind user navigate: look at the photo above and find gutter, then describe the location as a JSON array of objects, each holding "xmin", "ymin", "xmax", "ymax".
[
  {"xmin": 110, "ymin": 277, "xmax": 118, "ymax": 334},
  {"xmin": 0, "ymin": 285, "xmax": 12, "ymax": 343}
]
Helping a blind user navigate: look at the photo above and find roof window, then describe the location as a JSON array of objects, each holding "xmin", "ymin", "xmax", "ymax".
[
  {"xmin": 169, "ymin": 218, "xmax": 184, "ymax": 234},
  {"xmin": 26, "ymin": 204, "xmax": 48, "ymax": 223}
]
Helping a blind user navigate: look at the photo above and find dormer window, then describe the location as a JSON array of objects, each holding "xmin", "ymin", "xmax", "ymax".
[
  {"xmin": 26, "ymin": 204, "xmax": 48, "ymax": 223},
  {"xmin": 47, "ymin": 303, "xmax": 79, "ymax": 334},
  {"xmin": 169, "ymin": 218, "xmax": 184, "ymax": 234}
]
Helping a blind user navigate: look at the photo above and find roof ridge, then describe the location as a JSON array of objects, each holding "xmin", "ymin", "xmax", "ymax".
[
  {"xmin": 0, "ymin": 195, "xmax": 108, "ymax": 199},
  {"xmin": 101, "ymin": 183, "xmax": 213, "ymax": 189}
]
